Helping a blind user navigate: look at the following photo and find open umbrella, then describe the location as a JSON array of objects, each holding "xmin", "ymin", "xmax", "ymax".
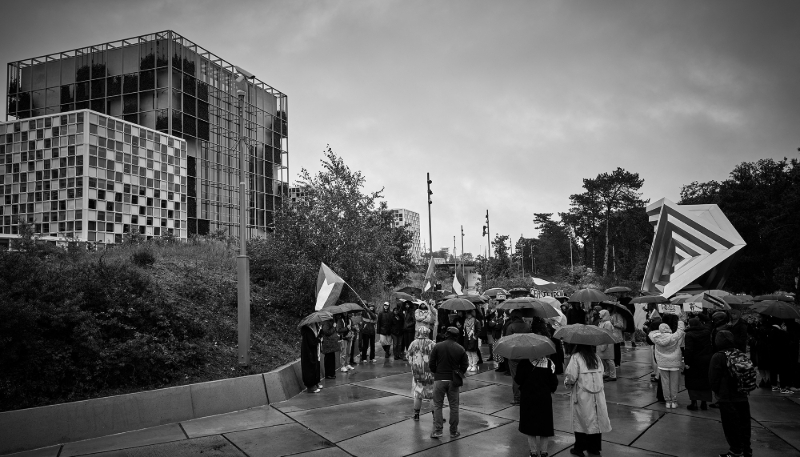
[
  {"xmin": 568, "ymin": 288, "xmax": 610, "ymax": 303},
  {"xmin": 601, "ymin": 301, "xmax": 636, "ymax": 333},
  {"xmin": 495, "ymin": 297, "xmax": 536, "ymax": 310},
  {"xmin": 604, "ymin": 286, "xmax": 632, "ymax": 294},
  {"xmin": 670, "ymin": 294, "xmax": 693, "ymax": 304},
  {"xmin": 736, "ymin": 295, "xmax": 755, "ymax": 304},
  {"xmin": 297, "ymin": 311, "xmax": 334, "ymax": 330},
  {"xmin": 554, "ymin": 324, "xmax": 621, "ymax": 345},
  {"xmin": 439, "ymin": 297, "xmax": 476, "ymax": 311},
  {"xmin": 444, "ymin": 294, "xmax": 487, "ymax": 304},
  {"xmin": 631, "ymin": 295, "xmax": 671, "ymax": 304},
  {"xmin": 685, "ymin": 293, "xmax": 731, "ymax": 310},
  {"xmin": 393, "ymin": 291, "xmax": 415, "ymax": 302},
  {"xmin": 750, "ymin": 300, "xmax": 800, "ymax": 319},
  {"xmin": 537, "ymin": 296, "xmax": 568, "ymax": 326},
  {"xmin": 338, "ymin": 302, "xmax": 364, "ymax": 312},
  {"xmin": 395, "ymin": 286, "xmax": 422, "ymax": 296},
  {"xmin": 322, "ymin": 305, "xmax": 346, "ymax": 314},
  {"xmin": 483, "ymin": 288, "xmax": 509, "ymax": 298},
  {"xmin": 721, "ymin": 295, "xmax": 750, "ymax": 310},
  {"xmin": 754, "ymin": 294, "xmax": 795, "ymax": 302},
  {"xmin": 494, "ymin": 333, "xmax": 556, "ymax": 360}
]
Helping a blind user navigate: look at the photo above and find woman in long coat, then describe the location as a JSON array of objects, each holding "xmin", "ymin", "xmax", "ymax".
[
  {"xmin": 596, "ymin": 310, "xmax": 617, "ymax": 381},
  {"xmin": 683, "ymin": 317, "xmax": 713, "ymax": 409},
  {"xmin": 463, "ymin": 310, "xmax": 482, "ymax": 371},
  {"xmin": 402, "ymin": 302, "xmax": 416, "ymax": 351},
  {"xmin": 406, "ymin": 326, "xmax": 435, "ymax": 421},
  {"xmin": 300, "ymin": 323, "xmax": 322, "ymax": 393},
  {"xmin": 564, "ymin": 345, "xmax": 611, "ymax": 456},
  {"xmin": 515, "ymin": 357, "xmax": 559, "ymax": 457}
]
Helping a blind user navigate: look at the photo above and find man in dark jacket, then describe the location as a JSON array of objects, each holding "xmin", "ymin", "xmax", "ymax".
[
  {"xmin": 505, "ymin": 310, "xmax": 531, "ymax": 405},
  {"xmin": 360, "ymin": 305, "xmax": 377, "ymax": 363},
  {"xmin": 390, "ymin": 306, "xmax": 405, "ymax": 360},
  {"xmin": 377, "ymin": 302, "xmax": 393, "ymax": 359},
  {"xmin": 725, "ymin": 309, "xmax": 748, "ymax": 353},
  {"xmin": 429, "ymin": 327, "xmax": 469, "ymax": 439},
  {"xmin": 709, "ymin": 330, "xmax": 751, "ymax": 457}
]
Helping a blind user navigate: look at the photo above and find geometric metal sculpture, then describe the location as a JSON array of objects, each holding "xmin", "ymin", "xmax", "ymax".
[{"xmin": 641, "ymin": 198, "xmax": 746, "ymax": 298}]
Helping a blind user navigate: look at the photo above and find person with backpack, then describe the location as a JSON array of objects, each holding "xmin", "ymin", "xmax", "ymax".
[{"xmin": 709, "ymin": 330, "xmax": 753, "ymax": 457}]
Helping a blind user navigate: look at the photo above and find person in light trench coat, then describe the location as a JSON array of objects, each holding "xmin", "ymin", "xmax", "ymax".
[{"xmin": 564, "ymin": 344, "xmax": 612, "ymax": 456}]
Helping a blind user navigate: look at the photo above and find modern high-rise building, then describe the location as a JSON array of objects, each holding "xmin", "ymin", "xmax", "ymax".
[
  {"xmin": 4, "ymin": 30, "xmax": 288, "ymax": 240},
  {"xmin": 1, "ymin": 110, "xmax": 187, "ymax": 244},
  {"xmin": 390, "ymin": 208, "xmax": 421, "ymax": 262}
]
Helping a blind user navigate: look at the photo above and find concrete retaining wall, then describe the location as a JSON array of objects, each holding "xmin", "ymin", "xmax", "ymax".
[{"xmin": 0, "ymin": 359, "xmax": 304, "ymax": 455}]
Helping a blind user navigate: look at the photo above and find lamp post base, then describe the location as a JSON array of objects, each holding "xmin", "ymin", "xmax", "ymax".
[{"xmin": 237, "ymin": 254, "xmax": 251, "ymax": 367}]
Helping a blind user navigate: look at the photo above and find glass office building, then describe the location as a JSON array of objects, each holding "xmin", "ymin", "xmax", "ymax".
[
  {"xmin": 0, "ymin": 110, "xmax": 187, "ymax": 244},
  {"xmin": 6, "ymin": 30, "xmax": 288, "ymax": 239}
]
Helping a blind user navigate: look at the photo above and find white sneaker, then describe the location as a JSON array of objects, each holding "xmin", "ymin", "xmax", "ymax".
[
  {"xmin": 347, "ymin": 365, "xmax": 355, "ymax": 370},
  {"xmin": 370, "ymin": 359, "xmax": 377, "ymax": 363},
  {"xmin": 340, "ymin": 367, "xmax": 349, "ymax": 372}
]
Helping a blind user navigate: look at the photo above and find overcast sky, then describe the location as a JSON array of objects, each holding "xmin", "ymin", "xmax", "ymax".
[{"xmin": 1, "ymin": 0, "xmax": 798, "ymax": 257}]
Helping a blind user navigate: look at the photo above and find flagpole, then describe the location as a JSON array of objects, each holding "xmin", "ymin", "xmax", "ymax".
[{"xmin": 460, "ymin": 225, "xmax": 465, "ymax": 291}]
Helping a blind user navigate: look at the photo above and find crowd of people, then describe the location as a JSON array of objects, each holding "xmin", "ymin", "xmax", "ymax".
[{"xmin": 300, "ymin": 294, "xmax": 800, "ymax": 457}]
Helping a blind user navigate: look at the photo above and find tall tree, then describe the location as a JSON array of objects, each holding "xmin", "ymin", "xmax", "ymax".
[{"xmin": 587, "ymin": 168, "xmax": 644, "ymax": 276}]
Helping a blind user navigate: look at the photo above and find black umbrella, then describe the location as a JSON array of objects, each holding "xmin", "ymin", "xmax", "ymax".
[
  {"xmin": 754, "ymin": 294, "xmax": 795, "ymax": 303},
  {"xmin": 494, "ymin": 334, "xmax": 556, "ymax": 359},
  {"xmin": 553, "ymin": 324, "xmax": 621, "ymax": 345},
  {"xmin": 601, "ymin": 301, "xmax": 636, "ymax": 333},
  {"xmin": 444, "ymin": 294, "xmax": 487, "ymax": 304},
  {"xmin": 483, "ymin": 288, "xmax": 509, "ymax": 298},
  {"xmin": 604, "ymin": 286, "xmax": 632, "ymax": 294},
  {"xmin": 297, "ymin": 311, "xmax": 334, "ymax": 330},
  {"xmin": 568, "ymin": 288, "xmax": 611, "ymax": 303},
  {"xmin": 393, "ymin": 291, "xmax": 415, "ymax": 302},
  {"xmin": 396, "ymin": 286, "xmax": 422, "ymax": 296},
  {"xmin": 439, "ymin": 298, "xmax": 476, "ymax": 311},
  {"xmin": 750, "ymin": 300, "xmax": 800, "ymax": 319},
  {"xmin": 631, "ymin": 295, "xmax": 671, "ymax": 304}
]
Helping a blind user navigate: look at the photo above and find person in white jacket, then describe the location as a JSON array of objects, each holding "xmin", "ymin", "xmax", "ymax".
[
  {"xmin": 649, "ymin": 320, "xmax": 686, "ymax": 409},
  {"xmin": 597, "ymin": 310, "xmax": 617, "ymax": 381}
]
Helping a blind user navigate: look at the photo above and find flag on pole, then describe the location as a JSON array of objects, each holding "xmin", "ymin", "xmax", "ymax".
[
  {"xmin": 453, "ymin": 274, "xmax": 463, "ymax": 295},
  {"xmin": 315, "ymin": 263, "xmax": 345, "ymax": 311},
  {"xmin": 423, "ymin": 257, "xmax": 436, "ymax": 292}
]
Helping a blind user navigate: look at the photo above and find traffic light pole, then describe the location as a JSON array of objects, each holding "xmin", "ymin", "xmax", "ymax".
[{"xmin": 486, "ymin": 210, "xmax": 491, "ymax": 258}]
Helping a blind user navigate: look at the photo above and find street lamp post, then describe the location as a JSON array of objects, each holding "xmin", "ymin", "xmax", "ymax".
[{"xmin": 235, "ymin": 67, "xmax": 255, "ymax": 367}]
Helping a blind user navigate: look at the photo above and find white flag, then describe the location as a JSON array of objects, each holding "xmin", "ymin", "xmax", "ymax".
[{"xmin": 453, "ymin": 274, "xmax": 463, "ymax": 295}]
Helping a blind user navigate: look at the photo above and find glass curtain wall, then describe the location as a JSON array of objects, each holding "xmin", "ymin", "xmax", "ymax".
[{"xmin": 6, "ymin": 31, "xmax": 288, "ymax": 238}]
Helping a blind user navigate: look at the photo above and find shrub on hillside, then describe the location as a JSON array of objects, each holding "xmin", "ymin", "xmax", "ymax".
[{"xmin": 0, "ymin": 250, "xmax": 204, "ymax": 411}]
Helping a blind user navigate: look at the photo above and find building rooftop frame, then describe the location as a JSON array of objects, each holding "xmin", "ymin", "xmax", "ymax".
[{"xmin": 7, "ymin": 30, "xmax": 286, "ymax": 99}]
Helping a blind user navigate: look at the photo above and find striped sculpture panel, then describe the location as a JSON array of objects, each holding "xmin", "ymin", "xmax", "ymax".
[{"xmin": 641, "ymin": 198, "xmax": 746, "ymax": 298}]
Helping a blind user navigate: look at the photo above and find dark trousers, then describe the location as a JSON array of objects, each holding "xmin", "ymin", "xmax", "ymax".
[
  {"xmin": 573, "ymin": 432, "xmax": 602, "ymax": 453},
  {"xmin": 349, "ymin": 332, "xmax": 359, "ymax": 363},
  {"xmin": 361, "ymin": 334, "xmax": 375, "ymax": 361},
  {"xmin": 719, "ymin": 401, "xmax": 751, "ymax": 456},
  {"xmin": 392, "ymin": 334, "xmax": 404, "ymax": 358},
  {"xmin": 614, "ymin": 342, "xmax": 621, "ymax": 366},
  {"xmin": 324, "ymin": 352, "xmax": 336, "ymax": 376},
  {"xmin": 770, "ymin": 362, "xmax": 790, "ymax": 388},
  {"xmin": 432, "ymin": 380, "xmax": 460, "ymax": 433},
  {"xmin": 403, "ymin": 331, "xmax": 414, "ymax": 350}
]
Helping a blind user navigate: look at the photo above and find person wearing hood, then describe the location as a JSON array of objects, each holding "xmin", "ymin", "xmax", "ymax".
[
  {"xmin": 684, "ymin": 317, "xmax": 713, "ymax": 410},
  {"xmin": 710, "ymin": 311, "xmax": 731, "ymax": 352},
  {"xmin": 505, "ymin": 310, "xmax": 532, "ymax": 405},
  {"xmin": 649, "ymin": 317, "xmax": 686, "ymax": 408},
  {"xmin": 377, "ymin": 302, "xmax": 394, "ymax": 359},
  {"xmin": 725, "ymin": 309, "xmax": 748, "ymax": 353},
  {"xmin": 320, "ymin": 319, "xmax": 339, "ymax": 379},
  {"xmin": 597, "ymin": 310, "xmax": 617, "ymax": 382},
  {"xmin": 407, "ymin": 326, "xmax": 436, "ymax": 421},
  {"xmin": 709, "ymin": 330, "xmax": 751, "ymax": 457},
  {"xmin": 415, "ymin": 301, "xmax": 437, "ymax": 337},
  {"xmin": 564, "ymin": 344, "xmax": 612, "ymax": 457}
]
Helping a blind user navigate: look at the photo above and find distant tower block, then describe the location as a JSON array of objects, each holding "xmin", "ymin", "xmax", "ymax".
[{"xmin": 641, "ymin": 198, "xmax": 746, "ymax": 298}]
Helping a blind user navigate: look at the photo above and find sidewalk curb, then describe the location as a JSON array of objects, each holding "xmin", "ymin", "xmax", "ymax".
[{"xmin": 0, "ymin": 359, "xmax": 303, "ymax": 455}]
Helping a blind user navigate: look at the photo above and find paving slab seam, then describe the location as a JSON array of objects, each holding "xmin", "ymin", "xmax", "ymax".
[
  {"xmin": 354, "ymin": 384, "xmax": 415, "ymax": 399},
  {"xmin": 55, "ymin": 445, "xmax": 64, "ymax": 457},
  {"xmin": 626, "ymin": 407, "xmax": 667, "ymax": 447},
  {"xmin": 220, "ymin": 433, "xmax": 252, "ymax": 457},
  {"xmin": 752, "ymin": 417, "xmax": 800, "ymax": 454},
  {"xmin": 178, "ymin": 422, "xmax": 190, "ymax": 439}
]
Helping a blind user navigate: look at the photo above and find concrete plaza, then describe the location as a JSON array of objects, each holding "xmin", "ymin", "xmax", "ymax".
[{"xmin": 10, "ymin": 346, "xmax": 800, "ymax": 457}]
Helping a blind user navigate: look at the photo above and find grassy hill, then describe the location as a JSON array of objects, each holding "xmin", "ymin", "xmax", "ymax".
[{"xmin": 0, "ymin": 239, "xmax": 300, "ymax": 412}]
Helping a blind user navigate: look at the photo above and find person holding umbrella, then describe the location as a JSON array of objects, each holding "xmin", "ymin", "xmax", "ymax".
[
  {"xmin": 561, "ymin": 333, "xmax": 612, "ymax": 456},
  {"xmin": 497, "ymin": 334, "xmax": 559, "ymax": 457},
  {"xmin": 608, "ymin": 307, "xmax": 626, "ymax": 367},
  {"xmin": 505, "ymin": 310, "xmax": 532, "ymax": 405},
  {"xmin": 320, "ymin": 318, "xmax": 339, "ymax": 379},
  {"xmin": 596, "ymin": 310, "xmax": 617, "ymax": 382},
  {"xmin": 299, "ymin": 315, "xmax": 327, "ymax": 393},
  {"xmin": 377, "ymin": 302, "xmax": 394, "ymax": 360}
]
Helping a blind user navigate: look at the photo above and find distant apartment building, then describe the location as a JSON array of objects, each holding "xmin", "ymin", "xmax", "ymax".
[
  {"xmin": 390, "ymin": 208, "xmax": 420, "ymax": 262},
  {"xmin": 288, "ymin": 185, "xmax": 307, "ymax": 203}
]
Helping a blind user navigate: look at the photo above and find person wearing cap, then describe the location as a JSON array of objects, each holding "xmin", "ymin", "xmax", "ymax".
[
  {"xmin": 377, "ymin": 302, "xmax": 394, "ymax": 359},
  {"xmin": 649, "ymin": 317, "xmax": 686, "ymax": 409},
  {"xmin": 709, "ymin": 329, "xmax": 752, "ymax": 457},
  {"xmin": 428, "ymin": 326, "xmax": 468, "ymax": 439}
]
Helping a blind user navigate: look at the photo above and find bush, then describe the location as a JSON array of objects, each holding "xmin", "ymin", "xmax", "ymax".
[{"xmin": 131, "ymin": 247, "xmax": 156, "ymax": 267}]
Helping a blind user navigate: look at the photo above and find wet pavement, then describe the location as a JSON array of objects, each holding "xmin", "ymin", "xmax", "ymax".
[{"xmin": 11, "ymin": 345, "xmax": 800, "ymax": 457}]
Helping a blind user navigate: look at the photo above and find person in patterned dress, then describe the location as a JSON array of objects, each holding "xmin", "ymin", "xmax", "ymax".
[{"xmin": 407, "ymin": 326, "xmax": 436, "ymax": 421}]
